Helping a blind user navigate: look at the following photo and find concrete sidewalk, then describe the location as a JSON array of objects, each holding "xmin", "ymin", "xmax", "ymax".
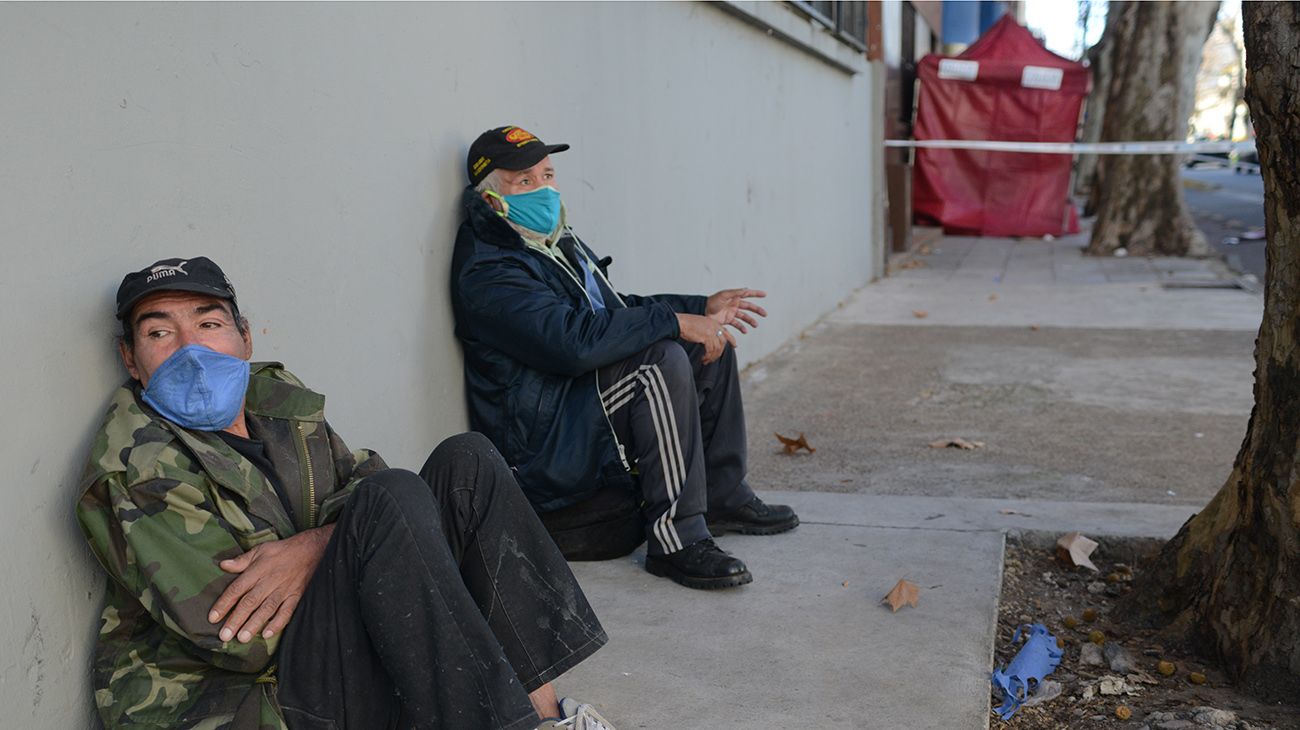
[{"xmin": 561, "ymin": 232, "xmax": 1262, "ymax": 729}]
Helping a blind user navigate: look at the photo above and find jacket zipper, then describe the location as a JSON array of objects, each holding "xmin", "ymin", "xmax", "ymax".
[
  {"xmin": 537, "ymin": 246, "xmax": 632, "ymax": 470},
  {"xmin": 574, "ymin": 238, "xmax": 637, "ymax": 467},
  {"xmin": 548, "ymin": 251, "xmax": 598, "ymax": 310},
  {"xmin": 573, "ymin": 236, "xmax": 628, "ymax": 308},
  {"xmin": 294, "ymin": 422, "xmax": 318, "ymax": 529}
]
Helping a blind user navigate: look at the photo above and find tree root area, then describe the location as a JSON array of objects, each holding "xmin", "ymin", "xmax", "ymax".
[{"xmin": 993, "ymin": 540, "xmax": 1300, "ymax": 729}]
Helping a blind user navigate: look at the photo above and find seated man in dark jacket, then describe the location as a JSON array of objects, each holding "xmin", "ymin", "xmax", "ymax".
[
  {"xmin": 451, "ymin": 125, "xmax": 799, "ymax": 591},
  {"xmin": 77, "ymin": 256, "xmax": 612, "ymax": 729}
]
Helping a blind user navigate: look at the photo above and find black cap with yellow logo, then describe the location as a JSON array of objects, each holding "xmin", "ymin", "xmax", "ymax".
[{"xmin": 466, "ymin": 125, "xmax": 569, "ymax": 186}]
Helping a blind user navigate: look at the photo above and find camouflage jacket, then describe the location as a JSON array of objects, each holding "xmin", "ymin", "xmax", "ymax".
[{"xmin": 77, "ymin": 363, "xmax": 387, "ymax": 729}]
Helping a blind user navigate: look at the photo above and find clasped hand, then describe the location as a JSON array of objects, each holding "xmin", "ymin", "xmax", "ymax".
[{"xmin": 207, "ymin": 524, "xmax": 334, "ymax": 644}]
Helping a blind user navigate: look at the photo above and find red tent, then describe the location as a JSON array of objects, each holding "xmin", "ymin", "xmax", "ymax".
[{"xmin": 912, "ymin": 15, "xmax": 1090, "ymax": 237}]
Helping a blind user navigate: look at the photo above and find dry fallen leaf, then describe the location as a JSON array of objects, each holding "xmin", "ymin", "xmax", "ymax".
[
  {"xmin": 1127, "ymin": 671, "xmax": 1160, "ymax": 685},
  {"xmin": 912, "ymin": 310, "xmax": 929, "ymax": 319},
  {"xmin": 1097, "ymin": 675, "xmax": 1142, "ymax": 696},
  {"xmin": 774, "ymin": 432, "xmax": 816, "ymax": 455},
  {"xmin": 928, "ymin": 437, "xmax": 985, "ymax": 450},
  {"xmin": 1056, "ymin": 532, "xmax": 1100, "ymax": 572},
  {"xmin": 917, "ymin": 244, "xmax": 933, "ymax": 255},
  {"xmin": 881, "ymin": 579, "xmax": 921, "ymax": 612},
  {"xmin": 1030, "ymin": 324, "xmax": 1041, "ymax": 331},
  {"xmin": 898, "ymin": 258, "xmax": 927, "ymax": 270},
  {"xmin": 988, "ymin": 293, "xmax": 999, "ymax": 302},
  {"xmin": 998, "ymin": 508, "xmax": 1032, "ymax": 517}
]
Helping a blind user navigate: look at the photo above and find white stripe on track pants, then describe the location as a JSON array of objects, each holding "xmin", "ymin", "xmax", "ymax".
[{"xmin": 598, "ymin": 339, "xmax": 755, "ymax": 556}]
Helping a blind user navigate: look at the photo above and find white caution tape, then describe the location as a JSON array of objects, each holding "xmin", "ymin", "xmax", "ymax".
[{"xmin": 885, "ymin": 139, "xmax": 1256, "ymax": 155}]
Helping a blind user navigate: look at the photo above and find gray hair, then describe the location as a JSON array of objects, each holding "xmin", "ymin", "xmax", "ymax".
[{"xmin": 475, "ymin": 169, "xmax": 505, "ymax": 195}]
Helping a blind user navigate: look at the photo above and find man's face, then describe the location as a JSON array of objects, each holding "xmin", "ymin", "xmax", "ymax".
[
  {"xmin": 120, "ymin": 291, "xmax": 252, "ymax": 387},
  {"xmin": 496, "ymin": 156, "xmax": 558, "ymax": 196}
]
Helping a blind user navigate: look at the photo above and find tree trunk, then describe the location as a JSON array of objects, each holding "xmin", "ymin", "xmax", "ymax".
[
  {"xmin": 1075, "ymin": 1, "xmax": 1123, "ymax": 206},
  {"xmin": 1220, "ymin": 15, "xmax": 1245, "ymax": 140},
  {"xmin": 1117, "ymin": 2, "xmax": 1300, "ymax": 702},
  {"xmin": 1085, "ymin": 1, "xmax": 1218, "ymax": 256}
]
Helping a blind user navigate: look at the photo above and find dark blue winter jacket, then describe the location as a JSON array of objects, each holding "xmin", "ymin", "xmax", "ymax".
[{"xmin": 451, "ymin": 187, "xmax": 707, "ymax": 511}]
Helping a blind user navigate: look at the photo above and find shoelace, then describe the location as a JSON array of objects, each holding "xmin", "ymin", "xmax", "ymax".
[
  {"xmin": 556, "ymin": 704, "xmax": 615, "ymax": 730},
  {"xmin": 557, "ymin": 719, "xmax": 612, "ymax": 730}
]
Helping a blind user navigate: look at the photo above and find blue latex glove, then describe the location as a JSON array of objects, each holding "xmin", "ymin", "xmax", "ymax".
[{"xmin": 991, "ymin": 623, "xmax": 1063, "ymax": 720}]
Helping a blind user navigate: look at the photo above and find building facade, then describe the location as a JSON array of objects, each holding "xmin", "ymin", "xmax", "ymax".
[{"xmin": 0, "ymin": 3, "xmax": 881, "ymax": 724}]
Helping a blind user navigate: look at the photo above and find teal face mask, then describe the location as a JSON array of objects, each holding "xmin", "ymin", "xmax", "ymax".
[{"xmin": 501, "ymin": 186, "xmax": 562, "ymax": 234}]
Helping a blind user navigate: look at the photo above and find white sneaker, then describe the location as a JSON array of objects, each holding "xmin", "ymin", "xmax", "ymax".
[{"xmin": 556, "ymin": 697, "xmax": 617, "ymax": 730}]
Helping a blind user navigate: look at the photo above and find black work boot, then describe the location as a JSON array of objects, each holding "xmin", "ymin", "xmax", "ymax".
[
  {"xmin": 644, "ymin": 538, "xmax": 752, "ymax": 590},
  {"xmin": 706, "ymin": 496, "xmax": 800, "ymax": 536}
]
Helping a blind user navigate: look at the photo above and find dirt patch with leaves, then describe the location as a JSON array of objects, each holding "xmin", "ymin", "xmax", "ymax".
[{"xmin": 993, "ymin": 537, "xmax": 1300, "ymax": 729}]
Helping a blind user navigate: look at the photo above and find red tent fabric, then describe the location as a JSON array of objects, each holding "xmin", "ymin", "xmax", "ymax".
[{"xmin": 912, "ymin": 15, "xmax": 1090, "ymax": 237}]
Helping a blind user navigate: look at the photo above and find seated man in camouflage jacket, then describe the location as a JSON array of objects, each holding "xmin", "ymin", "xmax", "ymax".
[{"xmin": 76, "ymin": 257, "xmax": 612, "ymax": 730}]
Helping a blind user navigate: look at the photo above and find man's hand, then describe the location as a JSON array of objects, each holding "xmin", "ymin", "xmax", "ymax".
[
  {"xmin": 705, "ymin": 288, "xmax": 768, "ymax": 334},
  {"xmin": 677, "ymin": 313, "xmax": 736, "ymax": 365},
  {"xmin": 208, "ymin": 524, "xmax": 335, "ymax": 643}
]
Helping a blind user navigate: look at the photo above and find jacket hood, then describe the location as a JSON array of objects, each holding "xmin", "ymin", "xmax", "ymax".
[{"xmin": 462, "ymin": 185, "xmax": 528, "ymax": 250}]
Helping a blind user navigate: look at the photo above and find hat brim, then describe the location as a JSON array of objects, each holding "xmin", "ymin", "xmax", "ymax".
[
  {"xmin": 117, "ymin": 282, "xmax": 236, "ymax": 320},
  {"xmin": 499, "ymin": 142, "xmax": 570, "ymax": 172}
]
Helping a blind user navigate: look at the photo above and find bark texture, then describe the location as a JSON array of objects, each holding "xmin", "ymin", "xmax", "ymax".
[
  {"xmin": 1220, "ymin": 14, "xmax": 1245, "ymax": 139},
  {"xmin": 1075, "ymin": 0, "xmax": 1123, "ymax": 206},
  {"xmin": 1085, "ymin": 1, "xmax": 1218, "ymax": 256},
  {"xmin": 1117, "ymin": 1, "xmax": 1300, "ymax": 702}
]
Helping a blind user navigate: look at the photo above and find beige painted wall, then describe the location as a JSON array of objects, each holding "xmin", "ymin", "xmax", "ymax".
[{"xmin": 0, "ymin": 2, "xmax": 877, "ymax": 724}]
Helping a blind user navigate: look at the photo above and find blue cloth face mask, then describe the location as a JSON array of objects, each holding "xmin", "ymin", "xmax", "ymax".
[
  {"xmin": 502, "ymin": 186, "xmax": 562, "ymax": 234},
  {"xmin": 142, "ymin": 344, "xmax": 250, "ymax": 431}
]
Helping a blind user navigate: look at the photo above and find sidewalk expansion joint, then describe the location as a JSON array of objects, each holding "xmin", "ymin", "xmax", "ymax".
[{"xmin": 801, "ymin": 519, "xmax": 1006, "ymax": 535}]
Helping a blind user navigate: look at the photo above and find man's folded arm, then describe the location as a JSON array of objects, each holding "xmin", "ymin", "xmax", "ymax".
[
  {"xmin": 459, "ymin": 260, "xmax": 682, "ymax": 376},
  {"xmin": 78, "ymin": 474, "xmax": 278, "ymax": 674}
]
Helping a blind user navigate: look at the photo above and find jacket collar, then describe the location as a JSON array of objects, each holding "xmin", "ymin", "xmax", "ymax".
[
  {"xmin": 201, "ymin": 362, "xmax": 320, "ymax": 534},
  {"xmin": 243, "ymin": 361, "xmax": 325, "ymax": 422},
  {"xmin": 462, "ymin": 185, "xmax": 529, "ymax": 250},
  {"xmin": 132, "ymin": 361, "xmax": 318, "ymax": 536},
  {"xmin": 167, "ymin": 425, "xmax": 296, "ymax": 536}
]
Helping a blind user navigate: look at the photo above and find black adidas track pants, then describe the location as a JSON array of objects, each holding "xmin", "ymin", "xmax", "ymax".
[{"xmin": 597, "ymin": 339, "xmax": 755, "ymax": 556}]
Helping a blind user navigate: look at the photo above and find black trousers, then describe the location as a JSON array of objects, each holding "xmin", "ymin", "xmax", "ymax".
[
  {"xmin": 276, "ymin": 433, "xmax": 607, "ymax": 730},
  {"xmin": 597, "ymin": 340, "xmax": 756, "ymax": 556}
]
